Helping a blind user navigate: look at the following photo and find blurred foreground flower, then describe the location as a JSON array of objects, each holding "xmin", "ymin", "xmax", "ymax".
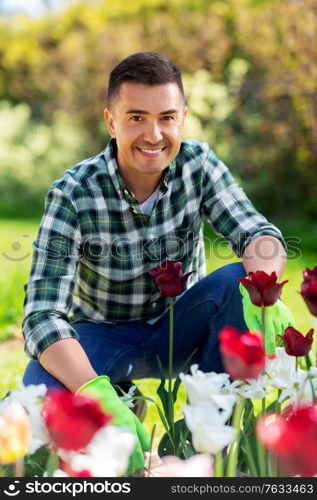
[
  {"xmin": 42, "ymin": 389, "xmax": 111, "ymax": 451},
  {"xmin": 155, "ymin": 454, "xmax": 214, "ymax": 477},
  {"xmin": 240, "ymin": 271, "xmax": 287, "ymax": 307},
  {"xmin": 301, "ymin": 266, "xmax": 317, "ymax": 316},
  {"xmin": 150, "ymin": 260, "xmax": 193, "ymax": 297},
  {"xmin": 0, "ymin": 402, "xmax": 31, "ymax": 465},
  {"xmin": 257, "ymin": 404, "xmax": 317, "ymax": 477},
  {"xmin": 7, "ymin": 383, "xmax": 48, "ymax": 454},
  {"xmin": 278, "ymin": 327, "xmax": 314, "ymax": 357},
  {"xmin": 219, "ymin": 327, "xmax": 265, "ymax": 379},
  {"xmin": 59, "ymin": 426, "xmax": 136, "ymax": 477}
]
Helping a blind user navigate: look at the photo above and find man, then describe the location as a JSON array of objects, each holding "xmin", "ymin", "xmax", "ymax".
[{"xmin": 22, "ymin": 52, "xmax": 294, "ymax": 473}]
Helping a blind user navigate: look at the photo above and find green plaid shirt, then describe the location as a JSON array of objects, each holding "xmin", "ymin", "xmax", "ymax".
[{"xmin": 23, "ymin": 139, "xmax": 284, "ymax": 359}]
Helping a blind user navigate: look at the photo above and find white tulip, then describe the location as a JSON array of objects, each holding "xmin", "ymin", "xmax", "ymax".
[
  {"xmin": 183, "ymin": 402, "xmax": 235, "ymax": 454},
  {"xmin": 180, "ymin": 364, "xmax": 237, "ymax": 408},
  {"xmin": 236, "ymin": 374, "xmax": 270, "ymax": 399},
  {"xmin": 278, "ymin": 367, "xmax": 317, "ymax": 406},
  {"xmin": 265, "ymin": 347, "xmax": 297, "ymax": 389}
]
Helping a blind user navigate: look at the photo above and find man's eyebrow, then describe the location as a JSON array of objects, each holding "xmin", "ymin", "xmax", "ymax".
[{"xmin": 125, "ymin": 109, "xmax": 179, "ymax": 115}]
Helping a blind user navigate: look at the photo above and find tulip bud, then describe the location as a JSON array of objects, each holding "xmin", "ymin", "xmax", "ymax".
[
  {"xmin": 150, "ymin": 260, "xmax": 193, "ymax": 297},
  {"xmin": 300, "ymin": 266, "xmax": 317, "ymax": 316},
  {"xmin": 219, "ymin": 326, "xmax": 265, "ymax": 379},
  {"xmin": 278, "ymin": 327, "xmax": 314, "ymax": 357}
]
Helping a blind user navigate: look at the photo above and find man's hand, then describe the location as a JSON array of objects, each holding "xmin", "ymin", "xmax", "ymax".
[
  {"xmin": 240, "ymin": 285, "xmax": 296, "ymax": 355},
  {"xmin": 77, "ymin": 376, "xmax": 150, "ymax": 475}
]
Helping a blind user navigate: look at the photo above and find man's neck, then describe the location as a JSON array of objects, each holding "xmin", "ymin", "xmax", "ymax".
[{"xmin": 120, "ymin": 170, "xmax": 162, "ymax": 203}]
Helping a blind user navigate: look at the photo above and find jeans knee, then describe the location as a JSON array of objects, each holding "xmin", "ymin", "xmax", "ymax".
[{"xmin": 211, "ymin": 262, "xmax": 245, "ymax": 296}]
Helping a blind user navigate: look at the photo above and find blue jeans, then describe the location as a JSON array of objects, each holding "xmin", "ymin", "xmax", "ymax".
[{"xmin": 23, "ymin": 263, "xmax": 247, "ymax": 389}]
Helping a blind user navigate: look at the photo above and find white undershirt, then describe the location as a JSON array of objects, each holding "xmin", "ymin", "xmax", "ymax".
[{"xmin": 138, "ymin": 186, "xmax": 160, "ymax": 215}]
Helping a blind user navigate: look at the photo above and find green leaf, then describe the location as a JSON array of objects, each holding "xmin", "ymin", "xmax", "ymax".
[
  {"xmin": 239, "ymin": 400, "xmax": 258, "ymax": 475},
  {"xmin": 155, "ymin": 403, "xmax": 171, "ymax": 436},
  {"xmin": 178, "ymin": 427, "xmax": 195, "ymax": 459},
  {"xmin": 156, "ymin": 355, "xmax": 166, "ymax": 383},
  {"xmin": 156, "ymin": 355, "xmax": 170, "ymax": 418},
  {"xmin": 305, "ymin": 353, "xmax": 312, "ymax": 369},
  {"xmin": 172, "ymin": 348, "xmax": 197, "ymax": 403},
  {"xmin": 158, "ymin": 419, "xmax": 193, "ymax": 459}
]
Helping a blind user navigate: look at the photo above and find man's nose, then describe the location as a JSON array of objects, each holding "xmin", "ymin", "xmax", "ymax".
[{"xmin": 143, "ymin": 121, "xmax": 163, "ymax": 144}]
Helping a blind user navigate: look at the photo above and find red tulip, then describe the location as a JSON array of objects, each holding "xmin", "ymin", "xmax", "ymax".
[
  {"xmin": 300, "ymin": 266, "xmax": 317, "ymax": 316},
  {"xmin": 150, "ymin": 260, "xmax": 193, "ymax": 297},
  {"xmin": 42, "ymin": 389, "xmax": 111, "ymax": 451},
  {"xmin": 303, "ymin": 266, "xmax": 317, "ymax": 281},
  {"xmin": 240, "ymin": 270, "xmax": 288, "ymax": 307},
  {"xmin": 278, "ymin": 326, "xmax": 314, "ymax": 357},
  {"xmin": 257, "ymin": 404, "xmax": 317, "ymax": 476},
  {"xmin": 219, "ymin": 326, "xmax": 265, "ymax": 379}
]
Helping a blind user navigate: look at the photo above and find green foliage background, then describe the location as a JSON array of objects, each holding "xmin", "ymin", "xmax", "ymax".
[{"xmin": 0, "ymin": 0, "xmax": 316, "ymax": 218}]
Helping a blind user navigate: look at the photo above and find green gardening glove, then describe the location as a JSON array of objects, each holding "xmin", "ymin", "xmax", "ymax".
[
  {"xmin": 77, "ymin": 376, "xmax": 150, "ymax": 475},
  {"xmin": 240, "ymin": 284, "xmax": 296, "ymax": 356}
]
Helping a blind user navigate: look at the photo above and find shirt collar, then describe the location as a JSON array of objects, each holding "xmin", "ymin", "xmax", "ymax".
[{"xmin": 103, "ymin": 138, "xmax": 176, "ymax": 199}]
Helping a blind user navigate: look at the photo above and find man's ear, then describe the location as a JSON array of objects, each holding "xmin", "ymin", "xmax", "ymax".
[
  {"xmin": 104, "ymin": 108, "xmax": 116, "ymax": 138},
  {"xmin": 181, "ymin": 104, "xmax": 189, "ymax": 130}
]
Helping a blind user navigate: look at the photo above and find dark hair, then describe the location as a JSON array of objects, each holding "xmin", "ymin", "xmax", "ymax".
[{"xmin": 107, "ymin": 52, "xmax": 185, "ymax": 106}]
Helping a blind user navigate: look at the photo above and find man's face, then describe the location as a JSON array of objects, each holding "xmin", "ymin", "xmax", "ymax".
[{"xmin": 104, "ymin": 82, "xmax": 188, "ymax": 184}]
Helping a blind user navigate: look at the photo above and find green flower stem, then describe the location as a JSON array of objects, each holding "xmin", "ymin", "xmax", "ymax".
[
  {"xmin": 243, "ymin": 432, "xmax": 258, "ymax": 477},
  {"xmin": 146, "ymin": 425, "xmax": 157, "ymax": 477},
  {"xmin": 214, "ymin": 452, "xmax": 223, "ymax": 477},
  {"xmin": 305, "ymin": 353, "xmax": 312, "ymax": 370},
  {"xmin": 256, "ymin": 439, "xmax": 267, "ymax": 477},
  {"xmin": 275, "ymin": 389, "xmax": 282, "ymax": 414},
  {"xmin": 262, "ymin": 305, "xmax": 275, "ymax": 357},
  {"xmin": 268, "ymin": 451, "xmax": 278, "ymax": 477},
  {"xmin": 226, "ymin": 395, "xmax": 245, "ymax": 477},
  {"xmin": 168, "ymin": 297, "xmax": 175, "ymax": 447},
  {"xmin": 46, "ymin": 448, "xmax": 58, "ymax": 477},
  {"xmin": 256, "ymin": 398, "xmax": 267, "ymax": 477},
  {"xmin": 14, "ymin": 457, "xmax": 24, "ymax": 477}
]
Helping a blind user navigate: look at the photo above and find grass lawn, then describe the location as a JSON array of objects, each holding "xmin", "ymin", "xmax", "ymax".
[{"xmin": 0, "ymin": 217, "xmax": 316, "ymax": 445}]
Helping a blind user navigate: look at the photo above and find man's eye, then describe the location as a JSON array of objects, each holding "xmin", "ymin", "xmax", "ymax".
[
  {"xmin": 130, "ymin": 116, "xmax": 142, "ymax": 121},
  {"xmin": 162, "ymin": 116, "xmax": 174, "ymax": 121}
]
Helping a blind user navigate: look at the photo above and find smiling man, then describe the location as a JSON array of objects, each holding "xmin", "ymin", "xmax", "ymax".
[
  {"xmin": 104, "ymin": 80, "xmax": 187, "ymax": 202},
  {"xmin": 22, "ymin": 52, "xmax": 294, "ymax": 473}
]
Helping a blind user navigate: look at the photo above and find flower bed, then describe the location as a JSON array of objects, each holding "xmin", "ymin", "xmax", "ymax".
[{"xmin": 0, "ymin": 265, "xmax": 317, "ymax": 477}]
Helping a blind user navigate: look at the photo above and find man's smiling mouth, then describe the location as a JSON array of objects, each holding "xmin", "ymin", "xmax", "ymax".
[{"xmin": 137, "ymin": 147, "xmax": 166, "ymax": 156}]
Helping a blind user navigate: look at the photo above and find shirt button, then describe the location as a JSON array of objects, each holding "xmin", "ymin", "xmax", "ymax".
[
  {"xmin": 152, "ymin": 302, "xmax": 156, "ymax": 308},
  {"xmin": 132, "ymin": 208, "xmax": 138, "ymax": 214},
  {"xmin": 123, "ymin": 189, "xmax": 129, "ymax": 196}
]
